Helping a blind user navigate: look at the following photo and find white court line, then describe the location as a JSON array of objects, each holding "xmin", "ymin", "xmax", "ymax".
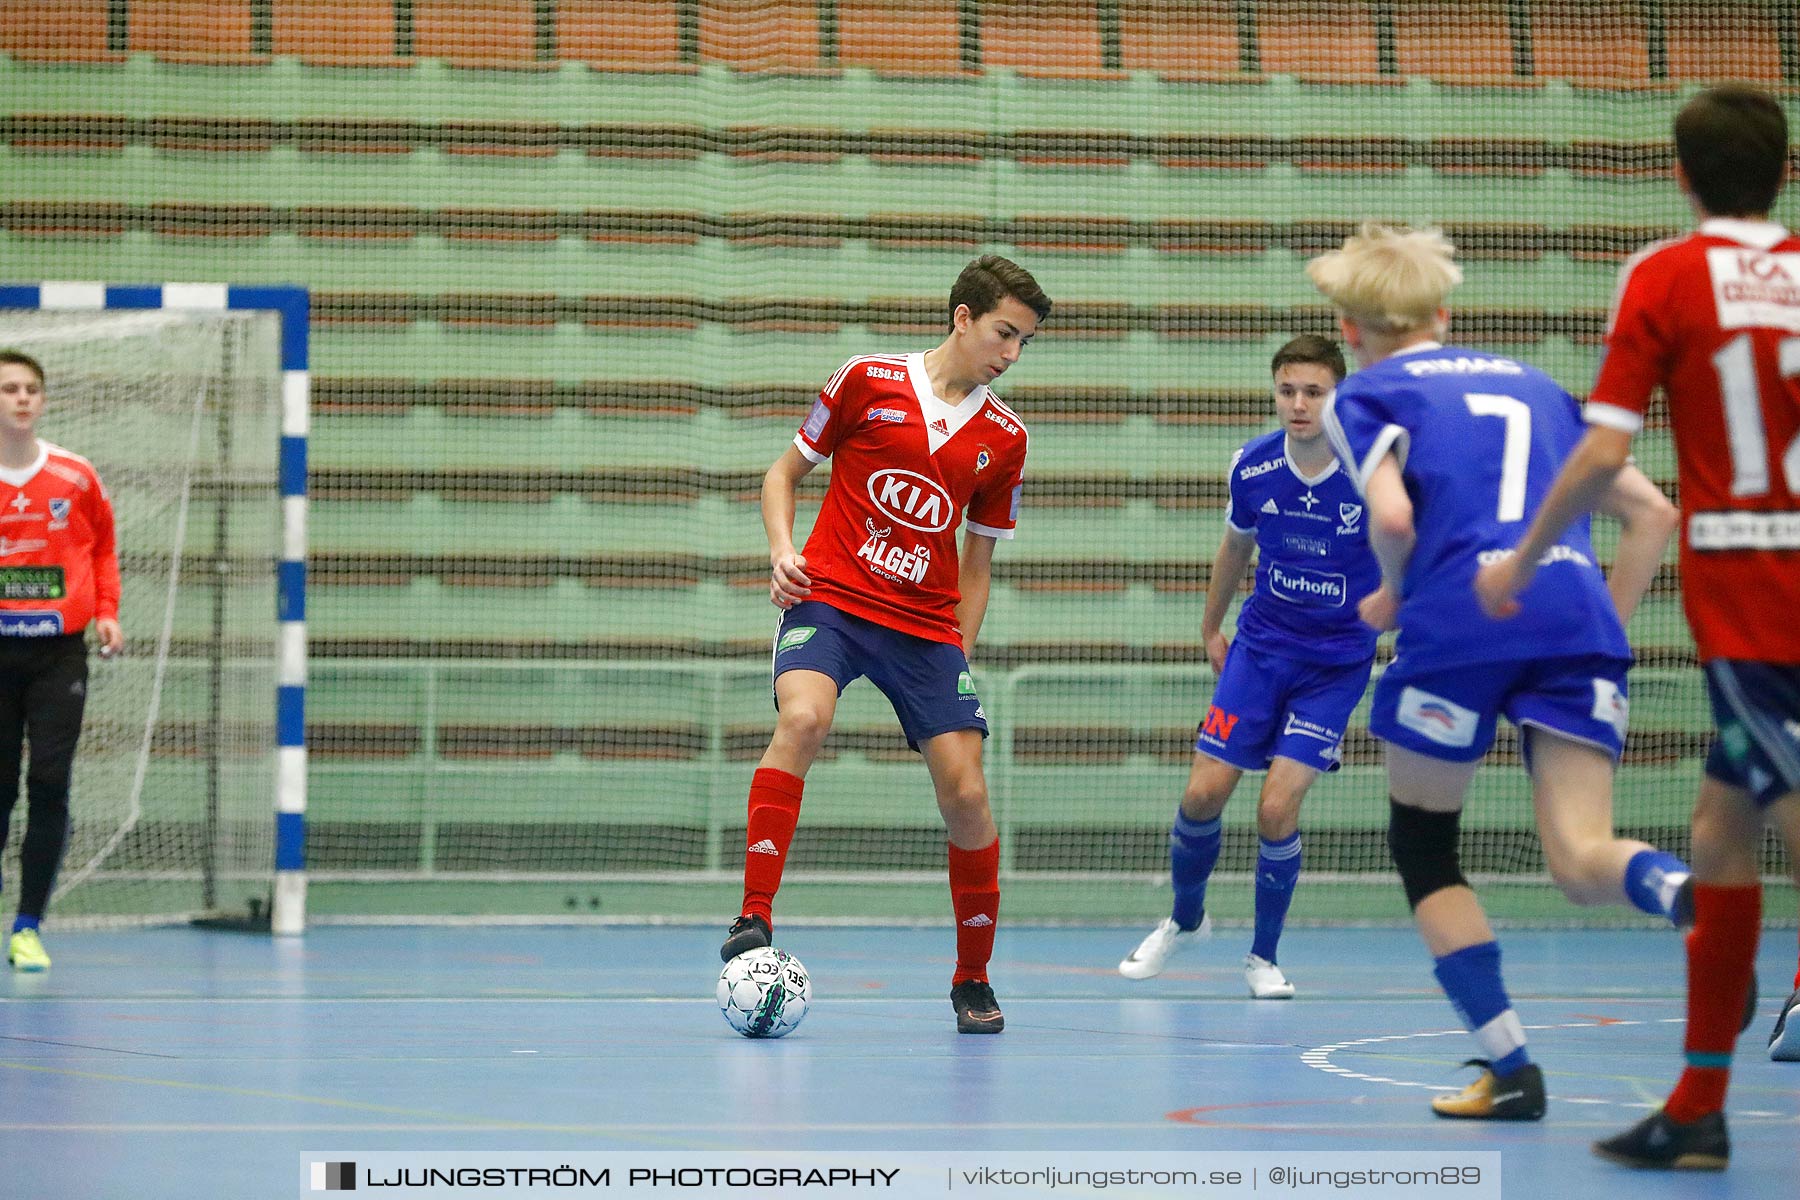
[{"xmin": 1301, "ymin": 1018, "xmax": 1791, "ymax": 1118}]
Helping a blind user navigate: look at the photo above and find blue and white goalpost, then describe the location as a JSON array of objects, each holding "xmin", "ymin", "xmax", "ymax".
[{"xmin": 0, "ymin": 283, "xmax": 309, "ymax": 934}]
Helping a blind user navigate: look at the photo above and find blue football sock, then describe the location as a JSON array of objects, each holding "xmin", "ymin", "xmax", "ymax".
[
  {"xmin": 1251, "ymin": 832, "xmax": 1303, "ymax": 962},
  {"xmin": 12, "ymin": 914, "xmax": 40, "ymax": 934},
  {"xmin": 1623, "ymin": 848, "xmax": 1690, "ymax": 921},
  {"xmin": 1169, "ymin": 811, "xmax": 1223, "ymax": 931},
  {"xmin": 1434, "ymin": 940, "xmax": 1529, "ymax": 1076}
]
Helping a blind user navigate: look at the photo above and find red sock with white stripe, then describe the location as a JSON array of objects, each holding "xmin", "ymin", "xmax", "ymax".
[
  {"xmin": 739, "ymin": 768, "xmax": 803, "ymax": 925},
  {"xmin": 948, "ymin": 838, "xmax": 1000, "ymax": 985}
]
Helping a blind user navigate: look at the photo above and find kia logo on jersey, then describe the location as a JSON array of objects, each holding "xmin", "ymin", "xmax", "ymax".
[{"xmin": 867, "ymin": 469, "xmax": 955, "ymax": 532}]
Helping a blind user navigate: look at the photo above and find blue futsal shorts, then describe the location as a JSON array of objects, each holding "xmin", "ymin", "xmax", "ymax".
[
  {"xmin": 1194, "ymin": 641, "xmax": 1372, "ymax": 773},
  {"xmin": 1369, "ymin": 653, "xmax": 1632, "ymax": 765},
  {"xmin": 771, "ymin": 600, "xmax": 987, "ymax": 751},
  {"xmin": 1702, "ymin": 659, "xmax": 1800, "ymax": 808}
]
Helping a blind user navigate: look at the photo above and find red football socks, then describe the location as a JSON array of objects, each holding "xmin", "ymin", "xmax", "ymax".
[
  {"xmin": 1665, "ymin": 883, "xmax": 1761, "ymax": 1123},
  {"xmin": 948, "ymin": 838, "xmax": 1001, "ymax": 985},
  {"xmin": 739, "ymin": 768, "xmax": 804, "ymax": 925}
]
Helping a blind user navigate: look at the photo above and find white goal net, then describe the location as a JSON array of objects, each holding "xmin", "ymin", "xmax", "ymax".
[{"xmin": 0, "ymin": 308, "xmax": 280, "ymax": 925}]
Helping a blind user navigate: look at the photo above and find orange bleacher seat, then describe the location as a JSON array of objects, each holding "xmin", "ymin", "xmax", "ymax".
[
  {"xmin": 1258, "ymin": 1, "xmax": 1387, "ymax": 84},
  {"xmin": 1118, "ymin": 2, "xmax": 1245, "ymax": 80},
  {"xmin": 699, "ymin": 1, "xmax": 823, "ymax": 72},
  {"xmin": 838, "ymin": 1, "xmax": 969, "ymax": 75},
  {"xmin": 274, "ymin": 0, "xmax": 400, "ymax": 66},
  {"xmin": 557, "ymin": 0, "xmax": 688, "ymax": 70},
  {"xmin": 981, "ymin": 1, "xmax": 1111, "ymax": 78},
  {"xmin": 1528, "ymin": 0, "xmax": 1652, "ymax": 87},
  {"xmin": 1667, "ymin": 2, "xmax": 1784, "ymax": 83},
  {"xmin": 414, "ymin": 0, "xmax": 537, "ymax": 68},
  {"xmin": 1394, "ymin": 1, "xmax": 1522, "ymax": 85},
  {"xmin": 0, "ymin": 0, "xmax": 114, "ymax": 61},
  {"xmin": 129, "ymin": 0, "xmax": 255, "ymax": 61}
]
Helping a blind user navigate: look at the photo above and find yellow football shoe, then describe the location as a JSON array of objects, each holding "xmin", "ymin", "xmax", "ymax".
[
  {"xmin": 8, "ymin": 928, "xmax": 50, "ymax": 972},
  {"xmin": 1430, "ymin": 1059, "xmax": 1545, "ymax": 1120}
]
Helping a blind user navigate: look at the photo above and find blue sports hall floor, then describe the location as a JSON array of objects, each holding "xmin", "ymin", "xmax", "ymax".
[{"xmin": 2, "ymin": 923, "xmax": 1797, "ymax": 1198}]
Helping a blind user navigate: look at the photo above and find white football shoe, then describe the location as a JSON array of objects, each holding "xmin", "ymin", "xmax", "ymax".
[
  {"xmin": 1770, "ymin": 986, "xmax": 1800, "ymax": 1061},
  {"xmin": 1243, "ymin": 953, "xmax": 1295, "ymax": 999},
  {"xmin": 1118, "ymin": 914, "xmax": 1211, "ymax": 979}
]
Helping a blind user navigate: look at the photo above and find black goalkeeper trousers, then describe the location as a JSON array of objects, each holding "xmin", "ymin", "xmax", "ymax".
[{"xmin": 0, "ymin": 634, "xmax": 89, "ymax": 920}]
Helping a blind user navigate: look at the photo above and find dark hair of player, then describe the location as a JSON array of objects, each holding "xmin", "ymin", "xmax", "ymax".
[
  {"xmin": 946, "ymin": 255, "xmax": 1052, "ymax": 330},
  {"xmin": 1674, "ymin": 86, "xmax": 1789, "ymax": 218},
  {"xmin": 0, "ymin": 350, "xmax": 46, "ymax": 385},
  {"xmin": 1270, "ymin": 334, "xmax": 1347, "ymax": 383}
]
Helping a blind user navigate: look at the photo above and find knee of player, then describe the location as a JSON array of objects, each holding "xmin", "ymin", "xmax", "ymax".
[
  {"xmin": 1181, "ymin": 774, "xmax": 1235, "ymax": 816},
  {"xmin": 1254, "ymin": 789, "xmax": 1305, "ymax": 836},
  {"xmin": 1388, "ymin": 800, "xmax": 1467, "ymax": 909},
  {"xmin": 774, "ymin": 704, "xmax": 834, "ymax": 748},
  {"xmin": 936, "ymin": 778, "xmax": 990, "ymax": 815}
]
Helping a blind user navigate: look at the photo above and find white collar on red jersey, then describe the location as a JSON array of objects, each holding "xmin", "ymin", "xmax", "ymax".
[
  {"xmin": 1700, "ymin": 217, "xmax": 1790, "ymax": 250},
  {"xmin": 907, "ymin": 351, "xmax": 989, "ymax": 455},
  {"xmin": 0, "ymin": 442, "xmax": 48, "ymax": 489}
]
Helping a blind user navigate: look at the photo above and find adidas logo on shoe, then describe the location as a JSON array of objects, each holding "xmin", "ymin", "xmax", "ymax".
[
  {"xmin": 747, "ymin": 839, "xmax": 781, "ymax": 856},
  {"xmin": 961, "ymin": 913, "xmax": 993, "ymax": 927}
]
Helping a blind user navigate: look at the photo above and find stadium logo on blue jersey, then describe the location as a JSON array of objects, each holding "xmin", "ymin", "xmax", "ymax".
[
  {"xmin": 1397, "ymin": 687, "xmax": 1478, "ymax": 748},
  {"xmin": 1239, "ymin": 458, "xmax": 1283, "ymax": 481},
  {"xmin": 1336, "ymin": 503, "xmax": 1362, "ymax": 534},
  {"xmin": 1268, "ymin": 564, "xmax": 1347, "ymax": 608},
  {"xmin": 867, "ymin": 407, "xmax": 907, "ymax": 424},
  {"xmin": 0, "ymin": 611, "xmax": 63, "ymax": 637}
]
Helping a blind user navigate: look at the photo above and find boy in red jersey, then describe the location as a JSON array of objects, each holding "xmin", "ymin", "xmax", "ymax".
[
  {"xmin": 719, "ymin": 256, "xmax": 1050, "ymax": 1034},
  {"xmin": 1476, "ymin": 86, "xmax": 1800, "ymax": 1168},
  {"xmin": 0, "ymin": 350, "xmax": 123, "ymax": 971}
]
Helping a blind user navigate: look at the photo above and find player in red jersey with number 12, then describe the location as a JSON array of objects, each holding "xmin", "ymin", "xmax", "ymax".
[
  {"xmin": 1477, "ymin": 86, "xmax": 1800, "ymax": 1169},
  {"xmin": 718, "ymin": 256, "xmax": 1051, "ymax": 1035}
]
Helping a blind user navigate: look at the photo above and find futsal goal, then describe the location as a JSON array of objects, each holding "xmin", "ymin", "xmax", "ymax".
[{"xmin": 0, "ymin": 284, "xmax": 304, "ymax": 933}]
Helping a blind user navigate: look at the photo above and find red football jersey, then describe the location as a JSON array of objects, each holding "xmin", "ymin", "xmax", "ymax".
[
  {"xmin": 1587, "ymin": 218, "xmax": 1800, "ymax": 662},
  {"xmin": 793, "ymin": 352, "xmax": 1027, "ymax": 646},
  {"xmin": 0, "ymin": 441, "xmax": 121, "ymax": 637}
]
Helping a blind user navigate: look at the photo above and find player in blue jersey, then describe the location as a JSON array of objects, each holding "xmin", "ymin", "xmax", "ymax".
[
  {"xmin": 1311, "ymin": 224, "xmax": 1690, "ymax": 1121},
  {"xmin": 1119, "ymin": 335, "xmax": 1379, "ymax": 998}
]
